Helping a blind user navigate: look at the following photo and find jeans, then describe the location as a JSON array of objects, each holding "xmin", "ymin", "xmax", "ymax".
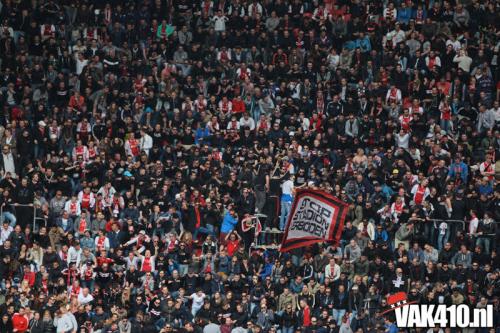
[
  {"xmin": 281, "ymin": 327, "xmax": 294, "ymax": 333},
  {"xmin": 280, "ymin": 201, "xmax": 292, "ymax": 230},
  {"xmin": 1, "ymin": 212, "xmax": 17, "ymax": 227},
  {"xmin": 34, "ymin": 144, "xmax": 45, "ymax": 160},
  {"xmin": 254, "ymin": 187, "xmax": 266, "ymax": 213},
  {"xmin": 13, "ymin": 31, "xmax": 24, "ymax": 45},
  {"xmin": 424, "ymin": 222, "xmax": 436, "ymax": 247},
  {"xmin": 176, "ymin": 64, "xmax": 191, "ymax": 77},
  {"xmin": 332, "ymin": 309, "xmax": 346, "ymax": 325},
  {"xmin": 315, "ymin": 272, "xmax": 325, "ymax": 284},
  {"xmin": 291, "ymin": 254, "xmax": 300, "ymax": 268},
  {"xmin": 476, "ymin": 237, "xmax": 491, "ymax": 254},
  {"xmin": 340, "ymin": 239, "xmax": 348, "ymax": 252},
  {"xmin": 81, "ymin": 280, "xmax": 95, "ymax": 291},
  {"xmin": 178, "ymin": 264, "xmax": 189, "ymax": 277},
  {"xmin": 437, "ymin": 229, "xmax": 449, "ymax": 251},
  {"xmin": 155, "ymin": 318, "xmax": 166, "ymax": 331},
  {"xmin": 440, "ymin": 119, "xmax": 452, "ymax": 133},
  {"xmin": 191, "ymin": 306, "xmax": 201, "ymax": 318},
  {"xmin": 193, "ymin": 224, "xmax": 216, "ymax": 239}
]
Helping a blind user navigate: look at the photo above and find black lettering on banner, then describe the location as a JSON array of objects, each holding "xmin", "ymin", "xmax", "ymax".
[{"xmin": 289, "ymin": 196, "xmax": 334, "ymax": 238}]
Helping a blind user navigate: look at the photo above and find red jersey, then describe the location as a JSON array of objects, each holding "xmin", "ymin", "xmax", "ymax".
[{"xmin": 12, "ymin": 313, "xmax": 28, "ymax": 333}]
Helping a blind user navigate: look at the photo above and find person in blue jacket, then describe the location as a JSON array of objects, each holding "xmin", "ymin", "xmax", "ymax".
[
  {"xmin": 397, "ymin": 2, "xmax": 413, "ymax": 25},
  {"xmin": 259, "ymin": 256, "xmax": 274, "ymax": 280},
  {"xmin": 373, "ymin": 225, "xmax": 389, "ymax": 246},
  {"xmin": 195, "ymin": 123, "xmax": 210, "ymax": 145},
  {"xmin": 220, "ymin": 207, "xmax": 238, "ymax": 240},
  {"xmin": 356, "ymin": 32, "xmax": 372, "ymax": 53},
  {"xmin": 447, "ymin": 155, "xmax": 469, "ymax": 184}
]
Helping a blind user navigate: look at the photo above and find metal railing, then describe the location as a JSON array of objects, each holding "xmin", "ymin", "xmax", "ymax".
[
  {"xmin": 428, "ymin": 218, "xmax": 466, "ymax": 231},
  {"xmin": 428, "ymin": 218, "xmax": 497, "ymax": 233},
  {"xmin": 0, "ymin": 202, "xmax": 46, "ymax": 231}
]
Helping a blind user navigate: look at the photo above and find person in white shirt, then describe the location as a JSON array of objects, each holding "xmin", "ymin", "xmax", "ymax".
[
  {"xmin": 139, "ymin": 128, "xmax": 153, "ymax": 156},
  {"xmin": 239, "ymin": 113, "xmax": 256, "ymax": 131},
  {"xmin": 77, "ymin": 188, "xmax": 95, "ymax": 211},
  {"xmin": 75, "ymin": 53, "xmax": 88, "ymax": 75},
  {"xmin": 212, "ymin": 11, "xmax": 228, "ymax": 32},
  {"xmin": 64, "ymin": 196, "xmax": 82, "ymax": 219},
  {"xmin": 489, "ymin": 100, "xmax": 500, "ymax": 123},
  {"xmin": 67, "ymin": 242, "xmax": 82, "ymax": 267},
  {"xmin": 94, "ymin": 230, "xmax": 111, "ymax": 252},
  {"xmin": 396, "ymin": 129, "xmax": 410, "ymax": 149},
  {"xmin": 97, "ymin": 182, "xmax": 116, "ymax": 207},
  {"xmin": 385, "ymin": 24, "xmax": 405, "ymax": 47},
  {"xmin": 446, "ymin": 37, "xmax": 461, "ymax": 51},
  {"xmin": 327, "ymin": 48, "xmax": 340, "ymax": 70},
  {"xmin": 383, "ymin": 3, "xmax": 397, "ymax": 21},
  {"xmin": 453, "ymin": 49, "xmax": 472, "ymax": 72},
  {"xmin": 125, "ymin": 252, "xmax": 141, "ymax": 269},
  {"xmin": 189, "ymin": 289, "xmax": 206, "ymax": 317},
  {"xmin": 325, "ymin": 258, "xmax": 341, "ymax": 281},
  {"xmin": 385, "ymin": 86, "xmax": 402, "ymax": 105},
  {"xmin": 469, "ymin": 211, "xmax": 479, "ymax": 236},
  {"xmin": 248, "ymin": 2, "xmax": 263, "ymax": 16},
  {"xmin": 279, "ymin": 175, "xmax": 294, "ymax": 230},
  {"xmin": 0, "ymin": 221, "xmax": 13, "ymax": 245},
  {"xmin": 77, "ymin": 288, "xmax": 94, "ymax": 305},
  {"xmin": 299, "ymin": 112, "xmax": 310, "ymax": 131},
  {"xmin": 425, "ymin": 51, "xmax": 442, "ymax": 69},
  {"xmin": 1, "ymin": 145, "xmax": 16, "ymax": 178}
]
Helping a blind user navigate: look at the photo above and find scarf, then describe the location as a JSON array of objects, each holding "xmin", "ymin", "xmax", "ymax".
[
  {"xmin": 105, "ymin": 8, "xmax": 112, "ymax": 23},
  {"xmin": 79, "ymin": 218, "xmax": 87, "ymax": 233},
  {"xmin": 195, "ymin": 206, "xmax": 201, "ymax": 229},
  {"xmin": 70, "ymin": 202, "xmax": 78, "ymax": 215},
  {"xmin": 414, "ymin": 185, "xmax": 426, "ymax": 205},
  {"xmin": 97, "ymin": 236, "xmax": 107, "ymax": 251}
]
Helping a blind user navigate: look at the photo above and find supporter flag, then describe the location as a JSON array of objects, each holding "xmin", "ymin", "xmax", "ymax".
[{"xmin": 280, "ymin": 189, "xmax": 348, "ymax": 252}]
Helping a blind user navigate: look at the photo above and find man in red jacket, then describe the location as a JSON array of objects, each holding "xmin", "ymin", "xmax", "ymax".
[
  {"xmin": 299, "ymin": 299, "xmax": 311, "ymax": 327},
  {"xmin": 12, "ymin": 307, "xmax": 28, "ymax": 333},
  {"xmin": 22, "ymin": 266, "xmax": 36, "ymax": 288},
  {"xmin": 231, "ymin": 95, "xmax": 246, "ymax": 114}
]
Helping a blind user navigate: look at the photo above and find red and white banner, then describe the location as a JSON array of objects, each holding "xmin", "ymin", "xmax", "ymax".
[{"xmin": 280, "ymin": 189, "xmax": 348, "ymax": 252}]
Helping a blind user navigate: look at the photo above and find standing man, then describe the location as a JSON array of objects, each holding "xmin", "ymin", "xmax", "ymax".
[
  {"xmin": 253, "ymin": 157, "xmax": 270, "ymax": 214},
  {"xmin": 280, "ymin": 174, "xmax": 294, "ymax": 231},
  {"xmin": 54, "ymin": 304, "xmax": 78, "ymax": 333}
]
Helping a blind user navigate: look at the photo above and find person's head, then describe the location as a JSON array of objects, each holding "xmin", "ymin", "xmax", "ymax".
[{"xmin": 299, "ymin": 299, "xmax": 308, "ymax": 308}]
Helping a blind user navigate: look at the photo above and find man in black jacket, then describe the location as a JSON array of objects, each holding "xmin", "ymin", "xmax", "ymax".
[
  {"xmin": 14, "ymin": 178, "xmax": 33, "ymax": 228},
  {"xmin": 438, "ymin": 242, "xmax": 456, "ymax": 263}
]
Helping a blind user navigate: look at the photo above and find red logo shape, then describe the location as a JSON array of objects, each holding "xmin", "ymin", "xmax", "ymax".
[{"xmin": 382, "ymin": 292, "xmax": 417, "ymax": 314}]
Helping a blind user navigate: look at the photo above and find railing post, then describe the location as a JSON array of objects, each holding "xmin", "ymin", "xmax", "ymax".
[{"xmin": 33, "ymin": 202, "xmax": 37, "ymax": 231}]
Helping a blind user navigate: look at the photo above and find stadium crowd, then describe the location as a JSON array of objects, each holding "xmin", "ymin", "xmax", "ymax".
[{"xmin": 0, "ymin": 0, "xmax": 499, "ymax": 332}]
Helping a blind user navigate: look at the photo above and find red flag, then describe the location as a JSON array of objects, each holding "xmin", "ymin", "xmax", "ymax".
[{"xmin": 280, "ymin": 189, "xmax": 348, "ymax": 252}]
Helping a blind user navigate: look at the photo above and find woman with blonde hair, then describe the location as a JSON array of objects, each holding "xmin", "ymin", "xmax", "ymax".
[
  {"xmin": 19, "ymin": 280, "xmax": 31, "ymax": 295},
  {"xmin": 120, "ymin": 287, "xmax": 131, "ymax": 307},
  {"xmin": 40, "ymin": 310, "xmax": 54, "ymax": 332}
]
